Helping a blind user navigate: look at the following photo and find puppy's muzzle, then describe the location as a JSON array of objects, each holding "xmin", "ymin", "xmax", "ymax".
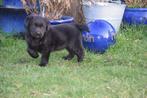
[
  {"xmin": 36, "ymin": 32, "xmax": 43, "ymax": 38},
  {"xmin": 31, "ymin": 32, "xmax": 43, "ymax": 38}
]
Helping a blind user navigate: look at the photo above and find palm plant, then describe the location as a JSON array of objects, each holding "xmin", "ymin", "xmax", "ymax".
[
  {"xmin": 21, "ymin": 0, "xmax": 84, "ymax": 23},
  {"xmin": 21, "ymin": 0, "xmax": 71, "ymax": 19},
  {"xmin": 124, "ymin": 0, "xmax": 147, "ymax": 7}
]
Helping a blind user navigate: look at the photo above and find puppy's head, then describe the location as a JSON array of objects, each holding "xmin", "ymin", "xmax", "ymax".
[{"xmin": 25, "ymin": 15, "xmax": 49, "ymax": 39}]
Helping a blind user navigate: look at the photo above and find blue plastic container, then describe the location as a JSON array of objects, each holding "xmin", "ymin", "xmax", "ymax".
[
  {"xmin": 0, "ymin": 8, "xmax": 27, "ymax": 34},
  {"xmin": 49, "ymin": 16, "xmax": 74, "ymax": 25},
  {"xmin": 82, "ymin": 20, "xmax": 116, "ymax": 53},
  {"xmin": 3, "ymin": 0, "xmax": 23, "ymax": 8},
  {"xmin": 123, "ymin": 8, "xmax": 147, "ymax": 24},
  {"xmin": 0, "ymin": 9, "xmax": 73, "ymax": 34}
]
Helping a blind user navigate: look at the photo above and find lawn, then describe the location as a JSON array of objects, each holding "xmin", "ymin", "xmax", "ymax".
[{"xmin": 0, "ymin": 25, "xmax": 147, "ymax": 98}]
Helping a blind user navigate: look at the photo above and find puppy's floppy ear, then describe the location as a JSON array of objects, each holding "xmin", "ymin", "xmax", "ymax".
[
  {"xmin": 24, "ymin": 15, "xmax": 34, "ymax": 28},
  {"xmin": 47, "ymin": 23, "xmax": 51, "ymax": 31},
  {"xmin": 44, "ymin": 18, "xmax": 51, "ymax": 31}
]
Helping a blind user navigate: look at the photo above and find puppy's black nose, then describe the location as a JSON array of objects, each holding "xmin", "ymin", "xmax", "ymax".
[{"xmin": 35, "ymin": 32, "xmax": 42, "ymax": 38}]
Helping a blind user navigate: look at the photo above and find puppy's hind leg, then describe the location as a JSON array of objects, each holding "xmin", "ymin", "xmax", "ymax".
[
  {"xmin": 75, "ymin": 48, "xmax": 84, "ymax": 62},
  {"xmin": 63, "ymin": 47, "xmax": 75, "ymax": 60},
  {"xmin": 73, "ymin": 41, "xmax": 84, "ymax": 62}
]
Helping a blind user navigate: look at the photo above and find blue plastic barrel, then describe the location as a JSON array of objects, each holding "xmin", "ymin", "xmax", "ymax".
[
  {"xmin": 0, "ymin": 10, "xmax": 73, "ymax": 34},
  {"xmin": 123, "ymin": 8, "xmax": 147, "ymax": 24},
  {"xmin": 82, "ymin": 20, "xmax": 116, "ymax": 53},
  {"xmin": 0, "ymin": 8, "xmax": 27, "ymax": 34},
  {"xmin": 3, "ymin": 0, "xmax": 23, "ymax": 8}
]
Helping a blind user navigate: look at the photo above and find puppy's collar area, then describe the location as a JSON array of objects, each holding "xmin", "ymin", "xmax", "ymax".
[{"xmin": 27, "ymin": 33, "xmax": 45, "ymax": 44}]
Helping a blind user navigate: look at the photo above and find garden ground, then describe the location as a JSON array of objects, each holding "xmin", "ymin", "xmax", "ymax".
[{"xmin": 0, "ymin": 25, "xmax": 147, "ymax": 98}]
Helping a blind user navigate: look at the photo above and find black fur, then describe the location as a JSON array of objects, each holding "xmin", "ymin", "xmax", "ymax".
[{"xmin": 25, "ymin": 15, "xmax": 89, "ymax": 67}]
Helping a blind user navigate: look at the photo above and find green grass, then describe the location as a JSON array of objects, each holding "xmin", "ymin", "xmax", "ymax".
[
  {"xmin": 0, "ymin": 25, "xmax": 147, "ymax": 98},
  {"xmin": 0, "ymin": 0, "xmax": 2, "ymax": 5}
]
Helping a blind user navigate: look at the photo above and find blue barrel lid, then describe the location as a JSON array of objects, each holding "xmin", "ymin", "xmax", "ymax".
[{"xmin": 49, "ymin": 16, "xmax": 74, "ymax": 25}]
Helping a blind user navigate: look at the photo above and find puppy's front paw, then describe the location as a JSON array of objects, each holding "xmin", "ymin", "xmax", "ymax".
[
  {"xmin": 62, "ymin": 56, "xmax": 73, "ymax": 61},
  {"xmin": 39, "ymin": 63, "xmax": 47, "ymax": 67},
  {"xmin": 27, "ymin": 49, "xmax": 39, "ymax": 58},
  {"xmin": 78, "ymin": 58, "xmax": 83, "ymax": 62},
  {"xmin": 39, "ymin": 59, "xmax": 48, "ymax": 67},
  {"xmin": 31, "ymin": 53, "xmax": 39, "ymax": 58}
]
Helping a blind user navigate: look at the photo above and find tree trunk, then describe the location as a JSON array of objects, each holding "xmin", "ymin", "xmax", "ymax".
[{"xmin": 64, "ymin": 0, "xmax": 85, "ymax": 24}]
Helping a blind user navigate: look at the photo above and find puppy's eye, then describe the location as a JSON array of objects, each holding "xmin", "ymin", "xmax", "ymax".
[
  {"xmin": 35, "ymin": 23, "xmax": 43, "ymax": 27},
  {"xmin": 39, "ymin": 24, "xmax": 43, "ymax": 27},
  {"xmin": 35, "ymin": 23, "xmax": 38, "ymax": 27}
]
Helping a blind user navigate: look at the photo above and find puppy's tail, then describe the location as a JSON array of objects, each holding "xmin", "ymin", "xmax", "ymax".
[{"xmin": 75, "ymin": 24, "xmax": 90, "ymax": 33}]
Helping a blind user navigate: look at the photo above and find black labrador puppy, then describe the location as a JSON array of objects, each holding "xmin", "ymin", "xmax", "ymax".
[{"xmin": 25, "ymin": 15, "xmax": 89, "ymax": 66}]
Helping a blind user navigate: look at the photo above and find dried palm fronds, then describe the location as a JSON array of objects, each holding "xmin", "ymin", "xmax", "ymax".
[
  {"xmin": 124, "ymin": 0, "xmax": 147, "ymax": 7},
  {"xmin": 21, "ymin": 0, "xmax": 85, "ymax": 24},
  {"xmin": 21, "ymin": 0, "xmax": 71, "ymax": 20},
  {"xmin": 40, "ymin": 0, "xmax": 71, "ymax": 20},
  {"xmin": 21, "ymin": 0, "xmax": 39, "ymax": 14}
]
